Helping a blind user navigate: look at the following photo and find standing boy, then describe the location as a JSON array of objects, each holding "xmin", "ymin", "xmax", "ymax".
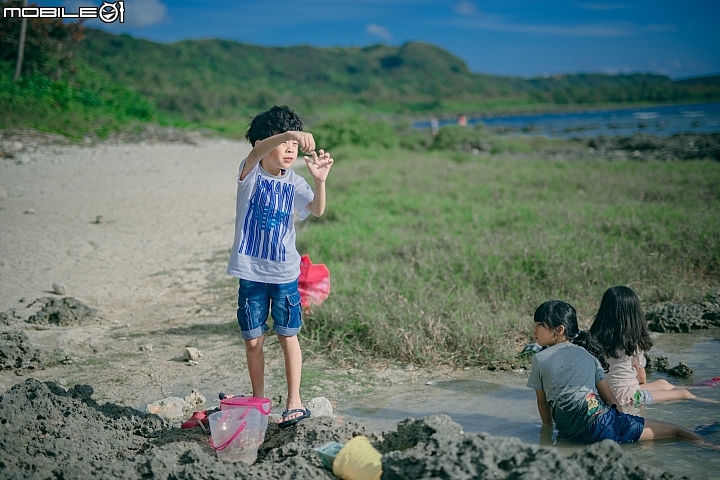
[{"xmin": 227, "ymin": 105, "xmax": 333, "ymax": 428}]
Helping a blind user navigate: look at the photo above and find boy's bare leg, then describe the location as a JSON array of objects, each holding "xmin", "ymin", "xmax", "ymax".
[
  {"xmin": 244, "ymin": 335, "xmax": 265, "ymax": 398},
  {"xmin": 277, "ymin": 334, "xmax": 304, "ymax": 419}
]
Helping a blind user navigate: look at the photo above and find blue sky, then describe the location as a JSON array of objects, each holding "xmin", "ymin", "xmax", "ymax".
[{"xmin": 60, "ymin": 0, "xmax": 720, "ymax": 79}]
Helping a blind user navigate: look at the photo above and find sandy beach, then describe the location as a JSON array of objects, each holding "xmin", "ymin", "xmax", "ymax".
[
  {"xmin": 0, "ymin": 137, "xmax": 278, "ymax": 404},
  {"xmin": 0, "ymin": 135, "xmax": 464, "ymax": 407}
]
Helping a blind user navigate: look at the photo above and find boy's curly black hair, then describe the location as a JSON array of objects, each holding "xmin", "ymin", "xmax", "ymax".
[{"xmin": 245, "ymin": 105, "xmax": 303, "ymax": 146}]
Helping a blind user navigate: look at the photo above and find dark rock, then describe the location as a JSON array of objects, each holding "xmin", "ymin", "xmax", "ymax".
[
  {"xmin": 0, "ymin": 308, "xmax": 24, "ymax": 326},
  {"xmin": 519, "ymin": 343, "xmax": 545, "ymax": 357},
  {"xmin": 646, "ymin": 295, "xmax": 720, "ymax": 332},
  {"xmin": 645, "ymin": 353, "xmax": 669, "ymax": 372},
  {"xmin": 668, "ymin": 361, "xmax": 694, "ymax": 378},
  {"xmin": 588, "ymin": 133, "xmax": 720, "ymax": 161},
  {"xmin": 0, "ymin": 331, "xmax": 58, "ymax": 371}
]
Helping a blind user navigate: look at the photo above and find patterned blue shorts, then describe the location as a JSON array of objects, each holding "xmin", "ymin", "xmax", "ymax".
[
  {"xmin": 236, "ymin": 278, "xmax": 302, "ymax": 340},
  {"xmin": 569, "ymin": 405, "xmax": 645, "ymax": 444}
]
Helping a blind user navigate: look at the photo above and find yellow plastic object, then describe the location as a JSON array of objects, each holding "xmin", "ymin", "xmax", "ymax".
[{"xmin": 332, "ymin": 435, "xmax": 382, "ymax": 480}]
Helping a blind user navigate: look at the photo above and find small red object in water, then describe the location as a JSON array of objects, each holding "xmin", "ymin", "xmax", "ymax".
[
  {"xmin": 693, "ymin": 376, "xmax": 720, "ymax": 387},
  {"xmin": 298, "ymin": 254, "xmax": 330, "ymax": 309}
]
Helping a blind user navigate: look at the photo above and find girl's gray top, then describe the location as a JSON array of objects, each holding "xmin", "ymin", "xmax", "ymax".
[{"xmin": 527, "ymin": 342, "xmax": 608, "ymax": 438}]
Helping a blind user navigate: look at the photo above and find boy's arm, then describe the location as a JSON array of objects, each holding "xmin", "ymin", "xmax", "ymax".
[
  {"xmin": 307, "ymin": 179, "xmax": 326, "ymax": 217},
  {"xmin": 304, "ymin": 149, "xmax": 334, "ymax": 217},
  {"xmin": 535, "ymin": 390, "xmax": 553, "ymax": 425},
  {"xmin": 240, "ymin": 131, "xmax": 315, "ymax": 181},
  {"xmin": 596, "ymin": 378, "xmax": 623, "ymax": 413}
]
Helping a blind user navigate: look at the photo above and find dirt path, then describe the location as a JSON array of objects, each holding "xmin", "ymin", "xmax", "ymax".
[{"xmin": 0, "ymin": 137, "xmax": 454, "ymax": 410}]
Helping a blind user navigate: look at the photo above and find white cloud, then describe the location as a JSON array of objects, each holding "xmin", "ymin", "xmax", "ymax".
[
  {"xmin": 123, "ymin": 0, "xmax": 168, "ymax": 28},
  {"xmin": 366, "ymin": 23, "xmax": 392, "ymax": 42},
  {"xmin": 453, "ymin": 1, "xmax": 479, "ymax": 16},
  {"xmin": 599, "ymin": 66, "xmax": 632, "ymax": 75},
  {"xmin": 578, "ymin": 3, "xmax": 629, "ymax": 10},
  {"xmin": 63, "ymin": 0, "xmax": 168, "ymax": 28}
]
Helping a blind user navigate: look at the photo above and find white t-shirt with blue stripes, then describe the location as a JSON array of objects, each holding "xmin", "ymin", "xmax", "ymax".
[{"xmin": 227, "ymin": 158, "xmax": 314, "ymax": 283}]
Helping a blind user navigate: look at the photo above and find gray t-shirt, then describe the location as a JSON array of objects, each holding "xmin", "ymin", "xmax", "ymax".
[
  {"xmin": 526, "ymin": 342, "xmax": 607, "ymax": 438},
  {"xmin": 227, "ymin": 159, "xmax": 314, "ymax": 283}
]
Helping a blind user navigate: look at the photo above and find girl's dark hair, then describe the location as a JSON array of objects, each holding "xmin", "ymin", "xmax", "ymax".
[
  {"xmin": 534, "ymin": 300, "xmax": 609, "ymax": 372},
  {"xmin": 589, "ymin": 286, "xmax": 652, "ymax": 359},
  {"xmin": 245, "ymin": 105, "xmax": 303, "ymax": 146}
]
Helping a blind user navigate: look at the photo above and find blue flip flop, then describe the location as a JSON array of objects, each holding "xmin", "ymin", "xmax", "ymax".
[{"xmin": 278, "ymin": 407, "xmax": 311, "ymax": 429}]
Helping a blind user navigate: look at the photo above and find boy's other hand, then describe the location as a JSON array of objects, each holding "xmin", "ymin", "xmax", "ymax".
[
  {"xmin": 304, "ymin": 149, "xmax": 334, "ymax": 181},
  {"xmin": 288, "ymin": 131, "xmax": 315, "ymax": 154}
]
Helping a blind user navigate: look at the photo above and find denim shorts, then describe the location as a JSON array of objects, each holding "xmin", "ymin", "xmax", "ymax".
[
  {"xmin": 569, "ymin": 405, "xmax": 645, "ymax": 444},
  {"xmin": 236, "ymin": 278, "xmax": 303, "ymax": 340}
]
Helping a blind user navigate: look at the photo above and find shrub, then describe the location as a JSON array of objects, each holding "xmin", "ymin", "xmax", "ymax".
[
  {"xmin": 310, "ymin": 115, "xmax": 399, "ymax": 151},
  {"xmin": 430, "ymin": 124, "xmax": 485, "ymax": 151},
  {"xmin": 0, "ymin": 61, "xmax": 156, "ymax": 138}
]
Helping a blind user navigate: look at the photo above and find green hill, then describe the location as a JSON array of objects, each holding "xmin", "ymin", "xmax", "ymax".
[
  {"xmin": 76, "ymin": 28, "xmax": 720, "ymax": 123},
  {"xmin": 3, "ymin": 19, "xmax": 719, "ymax": 138}
]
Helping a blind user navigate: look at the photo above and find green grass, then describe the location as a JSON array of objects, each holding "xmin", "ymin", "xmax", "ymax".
[
  {"xmin": 0, "ymin": 61, "xmax": 155, "ymax": 139},
  {"xmin": 294, "ymin": 150, "xmax": 720, "ymax": 367}
]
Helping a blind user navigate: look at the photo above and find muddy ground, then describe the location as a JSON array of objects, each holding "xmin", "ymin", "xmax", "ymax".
[{"xmin": 0, "ymin": 378, "xmax": 680, "ymax": 480}]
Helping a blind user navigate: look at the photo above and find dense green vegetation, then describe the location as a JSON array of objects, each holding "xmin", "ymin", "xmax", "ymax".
[
  {"xmin": 293, "ymin": 149, "xmax": 720, "ymax": 366},
  {"xmin": 0, "ymin": 62, "xmax": 155, "ymax": 138},
  {"xmin": 2, "ymin": 17, "xmax": 720, "ymax": 138},
  {"xmin": 74, "ymin": 28, "xmax": 720, "ymax": 125},
  {"xmin": 311, "ymin": 116, "xmax": 579, "ymax": 155},
  {"xmin": 0, "ymin": 9, "xmax": 155, "ymax": 138}
]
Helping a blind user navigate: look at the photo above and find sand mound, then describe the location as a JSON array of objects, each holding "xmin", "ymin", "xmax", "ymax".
[
  {"xmin": 0, "ymin": 379, "xmax": 677, "ymax": 480},
  {"xmin": 25, "ymin": 297, "xmax": 105, "ymax": 326},
  {"xmin": 381, "ymin": 416, "xmax": 675, "ymax": 480},
  {"xmin": 0, "ymin": 332, "xmax": 57, "ymax": 371}
]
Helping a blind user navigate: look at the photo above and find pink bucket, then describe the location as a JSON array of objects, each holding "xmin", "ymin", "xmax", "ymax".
[
  {"xmin": 220, "ymin": 396, "xmax": 271, "ymax": 443},
  {"xmin": 208, "ymin": 407, "xmax": 262, "ymax": 464}
]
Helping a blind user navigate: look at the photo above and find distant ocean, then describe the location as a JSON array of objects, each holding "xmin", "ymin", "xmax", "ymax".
[{"xmin": 415, "ymin": 102, "xmax": 720, "ymax": 138}]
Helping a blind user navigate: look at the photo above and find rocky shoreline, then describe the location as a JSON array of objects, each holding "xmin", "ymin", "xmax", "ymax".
[
  {"xmin": 0, "ymin": 378, "xmax": 679, "ymax": 480},
  {"xmin": 588, "ymin": 132, "xmax": 720, "ymax": 161},
  {"xmin": 2, "ymin": 127, "xmax": 720, "ymax": 165}
]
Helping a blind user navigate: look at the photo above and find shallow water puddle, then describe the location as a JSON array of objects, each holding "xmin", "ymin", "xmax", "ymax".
[{"xmin": 341, "ymin": 328, "xmax": 720, "ymax": 479}]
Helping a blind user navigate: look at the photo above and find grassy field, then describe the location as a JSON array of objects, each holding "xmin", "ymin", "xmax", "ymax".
[{"xmin": 293, "ymin": 148, "xmax": 720, "ymax": 367}]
